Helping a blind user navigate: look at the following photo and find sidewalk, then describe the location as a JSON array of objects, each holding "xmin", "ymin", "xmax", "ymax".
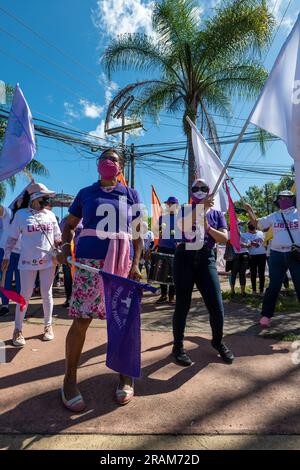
[{"xmin": 1, "ymin": 287, "xmax": 300, "ymax": 450}]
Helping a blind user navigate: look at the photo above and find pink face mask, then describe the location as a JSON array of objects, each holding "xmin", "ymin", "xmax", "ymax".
[
  {"xmin": 278, "ymin": 198, "xmax": 294, "ymax": 210},
  {"xmin": 98, "ymin": 159, "xmax": 120, "ymax": 180}
]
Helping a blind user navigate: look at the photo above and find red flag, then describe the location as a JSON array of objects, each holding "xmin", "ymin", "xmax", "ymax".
[
  {"xmin": 225, "ymin": 181, "xmax": 240, "ymax": 253},
  {"xmin": 151, "ymin": 185, "xmax": 162, "ymax": 247},
  {"xmin": 0, "ymin": 288, "xmax": 26, "ymax": 311}
]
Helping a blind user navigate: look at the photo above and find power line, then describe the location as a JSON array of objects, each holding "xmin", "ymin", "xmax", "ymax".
[{"xmin": 0, "ymin": 5, "xmax": 103, "ymax": 84}]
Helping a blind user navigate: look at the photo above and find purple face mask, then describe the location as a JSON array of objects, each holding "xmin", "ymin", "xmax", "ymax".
[
  {"xmin": 98, "ymin": 159, "xmax": 120, "ymax": 179},
  {"xmin": 278, "ymin": 198, "xmax": 294, "ymax": 210}
]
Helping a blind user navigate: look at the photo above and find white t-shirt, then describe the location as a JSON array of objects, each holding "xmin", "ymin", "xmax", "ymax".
[
  {"xmin": 231, "ymin": 233, "xmax": 250, "ymax": 254},
  {"xmin": 243, "ymin": 231, "xmax": 266, "ymax": 255},
  {"xmin": 258, "ymin": 207, "xmax": 299, "ymax": 252},
  {"xmin": 7, "ymin": 208, "xmax": 61, "ymax": 270},
  {"xmin": 0, "ymin": 206, "xmax": 21, "ymax": 253},
  {"xmin": 143, "ymin": 230, "xmax": 154, "ymax": 251}
]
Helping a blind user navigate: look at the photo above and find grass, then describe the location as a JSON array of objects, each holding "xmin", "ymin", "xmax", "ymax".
[
  {"xmin": 261, "ymin": 332, "xmax": 300, "ymax": 341},
  {"xmin": 222, "ymin": 287, "xmax": 300, "ymax": 313}
]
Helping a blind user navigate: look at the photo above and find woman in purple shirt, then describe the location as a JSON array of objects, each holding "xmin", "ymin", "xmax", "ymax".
[
  {"xmin": 172, "ymin": 179, "xmax": 234, "ymax": 366},
  {"xmin": 59, "ymin": 149, "xmax": 143, "ymax": 412}
]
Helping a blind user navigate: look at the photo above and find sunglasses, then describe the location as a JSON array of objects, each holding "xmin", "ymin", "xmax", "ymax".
[{"xmin": 191, "ymin": 185, "xmax": 209, "ymax": 193}]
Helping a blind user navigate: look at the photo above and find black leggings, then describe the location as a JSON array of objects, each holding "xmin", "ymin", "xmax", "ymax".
[
  {"xmin": 173, "ymin": 245, "xmax": 224, "ymax": 348},
  {"xmin": 249, "ymin": 254, "xmax": 266, "ymax": 292}
]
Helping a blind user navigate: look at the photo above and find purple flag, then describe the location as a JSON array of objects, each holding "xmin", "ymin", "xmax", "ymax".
[
  {"xmin": 0, "ymin": 84, "xmax": 36, "ymax": 181},
  {"xmin": 101, "ymin": 271, "xmax": 157, "ymax": 378}
]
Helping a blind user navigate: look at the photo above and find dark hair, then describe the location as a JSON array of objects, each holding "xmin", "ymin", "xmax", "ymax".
[
  {"xmin": 97, "ymin": 148, "xmax": 124, "ymax": 168},
  {"xmin": 10, "ymin": 190, "xmax": 30, "ymax": 223}
]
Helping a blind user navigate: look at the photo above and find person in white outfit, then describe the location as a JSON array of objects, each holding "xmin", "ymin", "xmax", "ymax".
[
  {"xmin": 1, "ymin": 183, "xmax": 61, "ymax": 347},
  {"xmin": 245, "ymin": 190, "xmax": 300, "ymax": 328}
]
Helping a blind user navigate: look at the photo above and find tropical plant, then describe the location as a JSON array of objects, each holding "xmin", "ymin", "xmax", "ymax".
[{"xmin": 102, "ymin": 0, "xmax": 275, "ymax": 194}]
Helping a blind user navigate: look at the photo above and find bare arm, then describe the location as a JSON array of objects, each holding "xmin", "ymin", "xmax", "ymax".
[
  {"xmin": 0, "ymin": 205, "xmax": 4, "ymax": 217},
  {"xmin": 129, "ymin": 223, "xmax": 143, "ymax": 281},
  {"xmin": 243, "ymin": 203, "xmax": 258, "ymax": 228},
  {"xmin": 57, "ymin": 214, "xmax": 81, "ymax": 264},
  {"xmin": 206, "ymin": 226, "xmax": 228, "ymax": 244}
]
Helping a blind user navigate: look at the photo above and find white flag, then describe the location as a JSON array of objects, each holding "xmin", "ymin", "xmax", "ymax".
[
  {"xmin": 188, "ymin": 118, "xmax": 228, "ymax": 212},
  {"xmin": 250, "ymin": 14, "xmax": 300, "ymax": 217},
  {"xmin": 250, "ymin": 15, "xmax": 300, "ymax": 160}
]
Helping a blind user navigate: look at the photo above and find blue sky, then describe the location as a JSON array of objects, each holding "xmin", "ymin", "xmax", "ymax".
[{"xmin": 0, "ymin": 0, "xmax": 299, "ymax": 217}]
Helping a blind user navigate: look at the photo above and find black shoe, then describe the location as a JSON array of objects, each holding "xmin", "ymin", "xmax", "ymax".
[
  {"xmin": 63, "ymin": 300, "xmax": 70, "ymax": 308},
  {"xmin": 172, "ymin": 347, "xmax": 193, "ymax": 367},
  {"xmin": 156, "ymin": 296, "xmax": 168, "ymax": 304},
  {"xmin": 211, "ymin": 341, "xmax": 234, "ymax": 364},
  {"xmin": 0, "ymin": 306, "xmax": 9, "ymax": 317}
]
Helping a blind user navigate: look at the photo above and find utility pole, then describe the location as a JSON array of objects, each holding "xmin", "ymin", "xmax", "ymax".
[
  {"xmin": 131, "ymin": 143, "xmax": 135, "ymax": 188},
  {"xmin": 265, "ymin": 184, "xmax": 269, "ymax": 214}
]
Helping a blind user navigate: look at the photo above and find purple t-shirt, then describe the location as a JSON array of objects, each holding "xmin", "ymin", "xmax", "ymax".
[
  {"xmin": 158, "ymin": 213, "xmax": 176, "ymax": 250},
  {"xmin": 69, "ymin": 182, "xmax": 141, "ymax": 260},
  {"xmin": 180, "ymin": 206, "xmax": 227, "ymax": 249}
]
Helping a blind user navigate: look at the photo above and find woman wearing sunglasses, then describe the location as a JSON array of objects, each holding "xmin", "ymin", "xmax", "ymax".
[{"xmin": 172, "ymin": 179, "xmax": 234, "ymax": 366}]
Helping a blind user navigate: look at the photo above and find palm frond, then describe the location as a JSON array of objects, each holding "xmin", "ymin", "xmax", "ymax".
[{"xmin": 25, "ymin": 159, "xmax": 49, "ymax": 177}]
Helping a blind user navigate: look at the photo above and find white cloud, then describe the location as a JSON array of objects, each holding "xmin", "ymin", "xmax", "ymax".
[
  {"xmin": 64, "ymin": 102, "xmax": 80, "ymax": 120},
  {"xmin": 93, "ymin": 0, "xmax": 154, "ymax": 37},
  {"xmin": 268, "ymin": 0, "xmax": 294, "ymax": 32},
  {"xmin": 80, "ymin": 99, "xmax": 104, "ymax": 118},
  {"xmin": 99, "ymin": 73, "xmax": 119, "ymax": 105}
]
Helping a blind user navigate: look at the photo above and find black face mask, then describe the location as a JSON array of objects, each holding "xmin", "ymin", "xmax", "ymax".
[
  {"xmin": 248, "ymin": 224, "xmax": 256, "ymax": 231},
  {"xmin": 39, "ymin": 197, "xmax": 51, "ymax": 209}
]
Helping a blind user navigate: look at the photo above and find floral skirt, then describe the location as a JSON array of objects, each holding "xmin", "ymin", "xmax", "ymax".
[{"xmin": 69, "ymin": 258, "xmax": 105, "ymax": 319}]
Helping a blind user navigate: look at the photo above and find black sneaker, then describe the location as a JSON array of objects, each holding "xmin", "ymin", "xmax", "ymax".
[
  {"xmin": 0, "ymin": 306, "xmax": 9, "ymax": 317},
  {"xmin": 211, "ymin": 341, "xmax": 234, "ymax": 364},
  {"xmin": 156, "ymin": 296, "xmax": 168, "ymax": 304},
  {"xmin": 62, "ymin": 300, "xmax": 70, "ymax": 308},
  {"xmin": 172, "ymin": 347, "xmax": 193, "ymax": 367}
]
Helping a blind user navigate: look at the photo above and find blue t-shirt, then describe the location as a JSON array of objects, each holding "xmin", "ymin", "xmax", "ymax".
[
  {"xmin": 69, "ymin": 182, "xmax": 141, "ymax": 260},
  {"xmin": 158, "ymin": 213, "xmax": 176, "ymax": 250}
]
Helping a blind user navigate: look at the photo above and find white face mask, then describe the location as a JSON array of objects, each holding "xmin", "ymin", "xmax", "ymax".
[{"xmin": 193, "ymin": 190, "xmax": 208, "ymax": 201}]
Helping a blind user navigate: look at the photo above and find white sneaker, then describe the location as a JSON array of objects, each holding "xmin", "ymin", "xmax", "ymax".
[
  {"xmin": 43, "ymin": 325, "xmax": 54, "ymax": 341},
  {"xmin": 12, "ymin": 329, "xmax": 26, "ymax": 347}
]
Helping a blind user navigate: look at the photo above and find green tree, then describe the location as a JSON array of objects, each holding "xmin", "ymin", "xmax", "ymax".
[
  {"xmin": 0, "ymin": 85, "xmax": 48, "ymax": 202},
  {"xmin": 235, "ymin": 175, "xmax": 296, "ymax": 217},
  {"xmin": 102, "ymin": 0, "xmax": 275, "ymax": 194}
]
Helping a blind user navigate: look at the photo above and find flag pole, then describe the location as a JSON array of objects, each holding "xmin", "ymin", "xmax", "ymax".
[
  {"xmin": 186, "ymin": 116, "xmax": 247, "ymax": 203},
  {"xmin": 187, "ymin": 115, "xmax": 254, "ymax": 197}
]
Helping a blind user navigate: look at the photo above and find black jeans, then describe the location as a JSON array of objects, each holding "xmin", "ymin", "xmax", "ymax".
[
  {"xmin": 249, "ymin": 254, "xmax": 267, "ymax": 292},
  {"xmin": 230, "ymin": 253, "xmax": 249, "ymax": 288},
  {"xmin": 63, "ymin": 264, "xmax": 73, "ymax": 301},
  {"xmin": 158, "ymin": 246, "xmax": 176, "ymax": 298},
  {"xmin": 173, "ymin": 245, "xmax": 224, "ymax": 348}
]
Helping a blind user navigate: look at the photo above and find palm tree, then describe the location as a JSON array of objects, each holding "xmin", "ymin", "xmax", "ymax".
[
  {"xmin": 102, "ymin": 0, "xmax": 275, "ymax": 194},
  {"xmin": 0, "ymin": 158, "xmax": 49, "ymax": 203}
]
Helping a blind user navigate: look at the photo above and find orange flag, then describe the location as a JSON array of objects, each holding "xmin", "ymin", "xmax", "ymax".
[
  {"xmin": 118, "ymin": 173, "xmax": 128, "ymax": 186},
  {"xmin": 151, "ymin": 185, "xmax": 162, "ymax": 247}
]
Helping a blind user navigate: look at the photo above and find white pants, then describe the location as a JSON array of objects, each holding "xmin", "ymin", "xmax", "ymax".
[{"xmin": 15, "ymin": 267, "xmax": 56, "ymax": 331}]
